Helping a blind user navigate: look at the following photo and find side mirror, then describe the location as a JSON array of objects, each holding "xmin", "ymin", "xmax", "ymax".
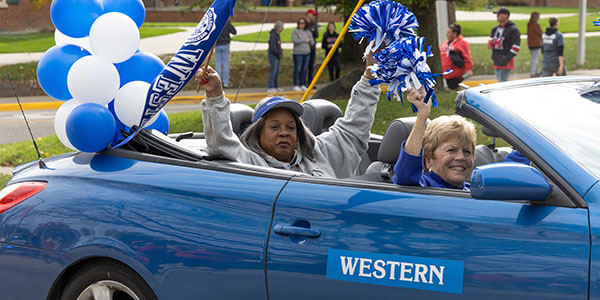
[{"xmin": 470, "ymin": 162, "xmax": 551, "ymax": 201}]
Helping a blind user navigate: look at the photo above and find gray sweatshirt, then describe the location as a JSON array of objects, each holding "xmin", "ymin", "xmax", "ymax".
[
  {"xmin": 200, "ymin": 76, "xmax": 381, "ymax": 178},
  {"xmin": 292, "ymin": 29, "xmax": 315, "ymax": 55}
]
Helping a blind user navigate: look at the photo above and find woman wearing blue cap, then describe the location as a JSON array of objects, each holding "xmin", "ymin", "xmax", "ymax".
[{"xmin": 196, "ymin": 57, "xmax": 381, "ymax": 178}]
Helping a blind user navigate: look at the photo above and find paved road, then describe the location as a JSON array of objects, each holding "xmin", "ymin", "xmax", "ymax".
[{"xmin": 0, "ymin": 102, "xmax": 201, "ymax": 146}]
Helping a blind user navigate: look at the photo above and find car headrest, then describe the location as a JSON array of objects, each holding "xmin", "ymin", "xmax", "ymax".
[
  {"xmin": 378, "ymin": 117, "xmax": 428, "ymax": 164},
  {"xmin": 229, "ymin": 103, "xmax": 255, "ymax": 137},
  {"xmin": 301, "ymin": 99, "xmax": 343, "ymax": 135},
  {"xmin": 474, "ymin": 144, "xmax": 496, "ymax": 168}
]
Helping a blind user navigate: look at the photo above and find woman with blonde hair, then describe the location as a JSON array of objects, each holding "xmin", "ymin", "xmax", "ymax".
[{"xmin": 393, "ymin": 89, "xmax": 476, "ymax": 190}]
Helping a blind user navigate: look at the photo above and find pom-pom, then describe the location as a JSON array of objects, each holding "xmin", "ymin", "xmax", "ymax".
[
  {"xmin": 594, "ymin": 18, "xmax": 600, "ymax": 26},
  {"xmin": 368, "ymin": 37, "xmax": 450, "ymax": 112},
  {"xmin": 349, "ymin": 0, "xmax": 418, "ymax": 59}
]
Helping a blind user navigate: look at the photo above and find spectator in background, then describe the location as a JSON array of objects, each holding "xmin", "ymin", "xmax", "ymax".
[
  {"xmin": 439, "ymin": 23, "xmax": 473, "ymax": 90},
  {"xmin": 292, "ymin": 17, "xmax": 315, "ymax": 91},
  {"xmin": 542, "ymin": 17, "xmax": 565, "ymax": 77},
  {"xmin": 321, "ymin": 22, "xmax": 342, "ymax": 82},
  {"xmin": 527, "ymin": 12, "xmax": 543, "ymax": 77},
  {"xmin": 488, "ymin": 7, "xmax": 521, "ymax": 82},
  {"xmin": 305, "ymin": 9, "xmax": 320, "ymax": 88},
  {"xmin": 215, "ymin": 20, "xmax": 237, "ymax": 88},
  {"xmin": 267, "ymin": 21, "xmax": 284, "ymax": 93}
]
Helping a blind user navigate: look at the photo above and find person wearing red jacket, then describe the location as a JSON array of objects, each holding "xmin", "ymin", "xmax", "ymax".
[{"xmin": 439, "ymin": 23, "xmax": 473, "ymax": 90}]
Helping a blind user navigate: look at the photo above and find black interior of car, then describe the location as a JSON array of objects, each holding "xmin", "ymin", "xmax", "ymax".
[{"xmin": 119, "ymin": 100, "xmax": 518, "ymax": 183}]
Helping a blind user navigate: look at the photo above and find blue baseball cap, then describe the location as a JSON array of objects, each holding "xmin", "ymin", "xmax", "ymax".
[{"xmin": 252, "ymin": 96, "xmax": 304, "ymax": 123}]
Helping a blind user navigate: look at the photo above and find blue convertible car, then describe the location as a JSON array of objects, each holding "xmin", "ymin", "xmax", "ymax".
[{"xmin": 2, "ymin": 76, "xmax": 600, "ymax": 299}]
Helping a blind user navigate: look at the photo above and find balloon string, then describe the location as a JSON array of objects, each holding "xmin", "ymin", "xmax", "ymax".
[{"xmin": 196, "ymin": 43, "xmax": 217, "ymax": 93}]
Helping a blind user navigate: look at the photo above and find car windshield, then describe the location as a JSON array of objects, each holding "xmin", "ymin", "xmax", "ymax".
[{"xmin": 486, "ymin": 81, "xmax": 600, "ymax": 178}]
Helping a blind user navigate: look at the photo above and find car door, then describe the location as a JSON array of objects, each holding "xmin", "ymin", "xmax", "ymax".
[
  {"xmin": 0, "ymin": 153, "xmax": 288, "ymax": 299},
  {"xmin": 266, "ymin": 177, "xmax": 589, "ymax": 300}
]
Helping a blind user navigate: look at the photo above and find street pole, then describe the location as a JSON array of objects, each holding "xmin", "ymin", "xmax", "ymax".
[
  {"xmin": 576, "ymin": 0, "xmax": 587, "ymax": 65},
  {"xmin": 435, "ymin": 0, "xmax": 449, "ymax": 48}
]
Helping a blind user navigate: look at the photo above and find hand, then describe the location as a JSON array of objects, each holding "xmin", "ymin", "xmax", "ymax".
[
  {"xmin": 407, "ymin": 88, "xmax": 430, "ymax": 117},
  {"xmin": 557, "ymin": 66, "xmax": 563, "ymax": 76},
  {"xmin": 195, "ymin": 66, "xmax": 223, "ymax": 98},
  {"xmin": 364, "ymin": 51, "xmax": 377, "ymax": 79},
  {"xmin": 305, "ymin": 38, "xmax": 310, "ymax": 43},
  {"xmin": 465, "ymin": 70, "xmax": 473, "ymax": 77}
]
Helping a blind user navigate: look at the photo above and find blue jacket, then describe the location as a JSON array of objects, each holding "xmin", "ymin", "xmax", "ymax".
[
  {"xmin": 392, "ymin": 141, "xmax": 470, "ymax": 191},
  {"xmin": 504, "ymin": 150, "xmax": 531, "ymax": 165}
]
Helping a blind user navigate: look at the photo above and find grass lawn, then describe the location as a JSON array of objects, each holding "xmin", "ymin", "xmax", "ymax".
[
  {"xmin": 473, "ymin": 6, "xmax": 596, "ymax": 14},
  {"xmin": 471, "ymin": 34, "xmax": 600, "ymax": 75},
  {"xmin": 233, "ymin": 7, "xmax": 600, "ymax": 40},
  {"xmin": 0, "ymin": 26, "xmax": 183, "ymax": 54},
  {"xmin": 0, "ymin": 175, "xmax": 10, "ymax": 188},
  {"xmin": 5, "ymin": 31, "xmax": 600, "ymax": 91},
  {"xmin": 460, "ymin": 13, "xmax": 600, "ymax": 37},
  {"xmin": 144, "ymin": 21, "xmax": 255, "ymax": 27},
  {"xmin": 233, "ymin": 22, "xmax": 344, "ymax": 43}
]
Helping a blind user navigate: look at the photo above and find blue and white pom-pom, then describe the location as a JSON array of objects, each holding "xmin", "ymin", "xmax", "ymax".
[
  {"xmin": 368, "ymin": 36, "xmax": 450, "ymax": 112},
  {"xmin": 349, "ymin": 0, "xmax": 419, "ymax": 59},
  {"xmin": 594, "ymin": 18, "xmax": 600, "ymax": 26}
]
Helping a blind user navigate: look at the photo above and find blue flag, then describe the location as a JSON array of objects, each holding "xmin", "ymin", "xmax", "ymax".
[{"xmin": 114, "ymin": 0, "xmax": 236, "ymax": 147}]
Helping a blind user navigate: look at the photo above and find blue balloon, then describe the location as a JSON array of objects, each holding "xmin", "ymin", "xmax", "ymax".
[
  {"xmin": 102, "ymin": 0, "xmax": 146, "ymax": 28},
  {"xmin": 50, "ymin": 0, "xmax": 103, "ymax": 38},
  {"xmin": 66, "ymin": 103, "xmax": 116, "ymax": 153},
  {"xmin": 107, "ymin": 100, "xmax": 131, "ymax": 145},
  {"xmin": 115, "ymin": 52, "xmax": 165, "ymax": 87},
  {"xmin": 37, "ymin": 44, "xmax": 91, "ymax": 101},
  {"xmin": 144, "ymin": 110, "xmax": 170, "ymax": 135}
]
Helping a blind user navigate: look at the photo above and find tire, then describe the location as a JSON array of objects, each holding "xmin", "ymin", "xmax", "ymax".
[{"xmin": 60, "ymin": 260, "xmax": 157, "ymax": 300}]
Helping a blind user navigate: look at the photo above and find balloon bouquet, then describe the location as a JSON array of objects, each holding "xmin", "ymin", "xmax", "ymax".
[
  {"xmin": 349, "ymin": 0, "xmax": 450, "ymax": 112},
  {"xmin": 39, "ymin": 0, "xmax": 170, "ymax": 153}
]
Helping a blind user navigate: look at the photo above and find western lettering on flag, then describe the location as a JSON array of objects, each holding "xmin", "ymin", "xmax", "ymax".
[{"xmin": 114, "ymin": 0, "xmax": 237, "ymax": 147}]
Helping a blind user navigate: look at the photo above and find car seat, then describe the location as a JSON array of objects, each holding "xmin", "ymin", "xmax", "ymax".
[
  {"xmin": 230, "ymin": 103, "xmax": 255, "ymax": 137},
  {"xmin": 362, "ymin": 117, "xmax": 427, "ymax": 181},
  {"xmin": 474, "ymin": 144, "xmax": 496, "ymax": 168},
  {"xmin": 300, "ymin": 99, "xmax": 343, "ymax": 134},
  {"xmin": 301, "ymin": 99, "xmax": 382, "ymax": 176}
]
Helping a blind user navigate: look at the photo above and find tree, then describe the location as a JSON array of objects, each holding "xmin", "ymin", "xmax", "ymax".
[{"xmin": 29, "ymin": 0, "xmax": 51, "ymax": 10}]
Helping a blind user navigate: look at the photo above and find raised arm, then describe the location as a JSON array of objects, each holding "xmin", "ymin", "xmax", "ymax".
[
  {"xmin": 403, "ymin": 88, "xmax": 430, "ymax": 156},
  {"xmin": 313, "ymin": 53, "xmax": 380, "ymax": 178},
  {"xmin": 196, "ymin": 67, "xmax": 265, "ymax": 164},
  {"xmin": 392, "ymin": 88, "xmax": 430, "ymax": 186}
]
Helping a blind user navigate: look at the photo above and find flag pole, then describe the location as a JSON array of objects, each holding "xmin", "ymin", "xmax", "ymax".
[{"xmin": 300, "ymin": 0, "xmax": 366, "ymax": 103}]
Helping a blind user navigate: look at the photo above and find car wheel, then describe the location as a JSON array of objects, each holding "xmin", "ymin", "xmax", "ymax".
[{"xmin": 60, "ymin": 260, "xmax": 157, "ymax": 300}]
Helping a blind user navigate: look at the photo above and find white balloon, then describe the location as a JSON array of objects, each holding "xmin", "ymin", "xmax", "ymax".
[
  {"xmin": 54, "ymin": 99, "xmax": 82, "ymax": 151},
  {"xmin": 114, "ymin": 81, "xmax": 158, "ymax": 127},
  {"xmin": 67, "ymin": 56, "xmax": 120, "ymax": 105},
  {"xmin": 89, "ymin": 12, "xmax": 140, "ymax": 63},
  {"xmin": 54, "ymin": 29, "xmax": 93, "ymax": 54}
]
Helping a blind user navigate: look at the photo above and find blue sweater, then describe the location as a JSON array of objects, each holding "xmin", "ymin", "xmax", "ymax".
[
  {"xmin": 392, "ymin": 141, "xmax": 470, "ymax": 191},
  {"xmin": 504, "ymin": 150, "xmax": 530, "ymax": 165}
]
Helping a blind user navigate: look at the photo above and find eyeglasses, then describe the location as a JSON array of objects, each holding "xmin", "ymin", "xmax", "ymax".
[{"xmin": 299, "ymin": 22, "xmax": 305, "ymax": 24}]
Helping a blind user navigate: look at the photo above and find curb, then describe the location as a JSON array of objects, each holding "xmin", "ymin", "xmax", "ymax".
[
  {"xmin": 0, "ymin": 80, "xmax": 499, "ymax": 112},
  {"xmin": 0, "ymin": 90, "xmax": 316, "ymax": 112}
]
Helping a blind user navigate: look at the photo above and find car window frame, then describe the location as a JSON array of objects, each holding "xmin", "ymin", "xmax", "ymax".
[{"xmin": 455, "ymin": 91, "xmax": 585, "ymax": 208}]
